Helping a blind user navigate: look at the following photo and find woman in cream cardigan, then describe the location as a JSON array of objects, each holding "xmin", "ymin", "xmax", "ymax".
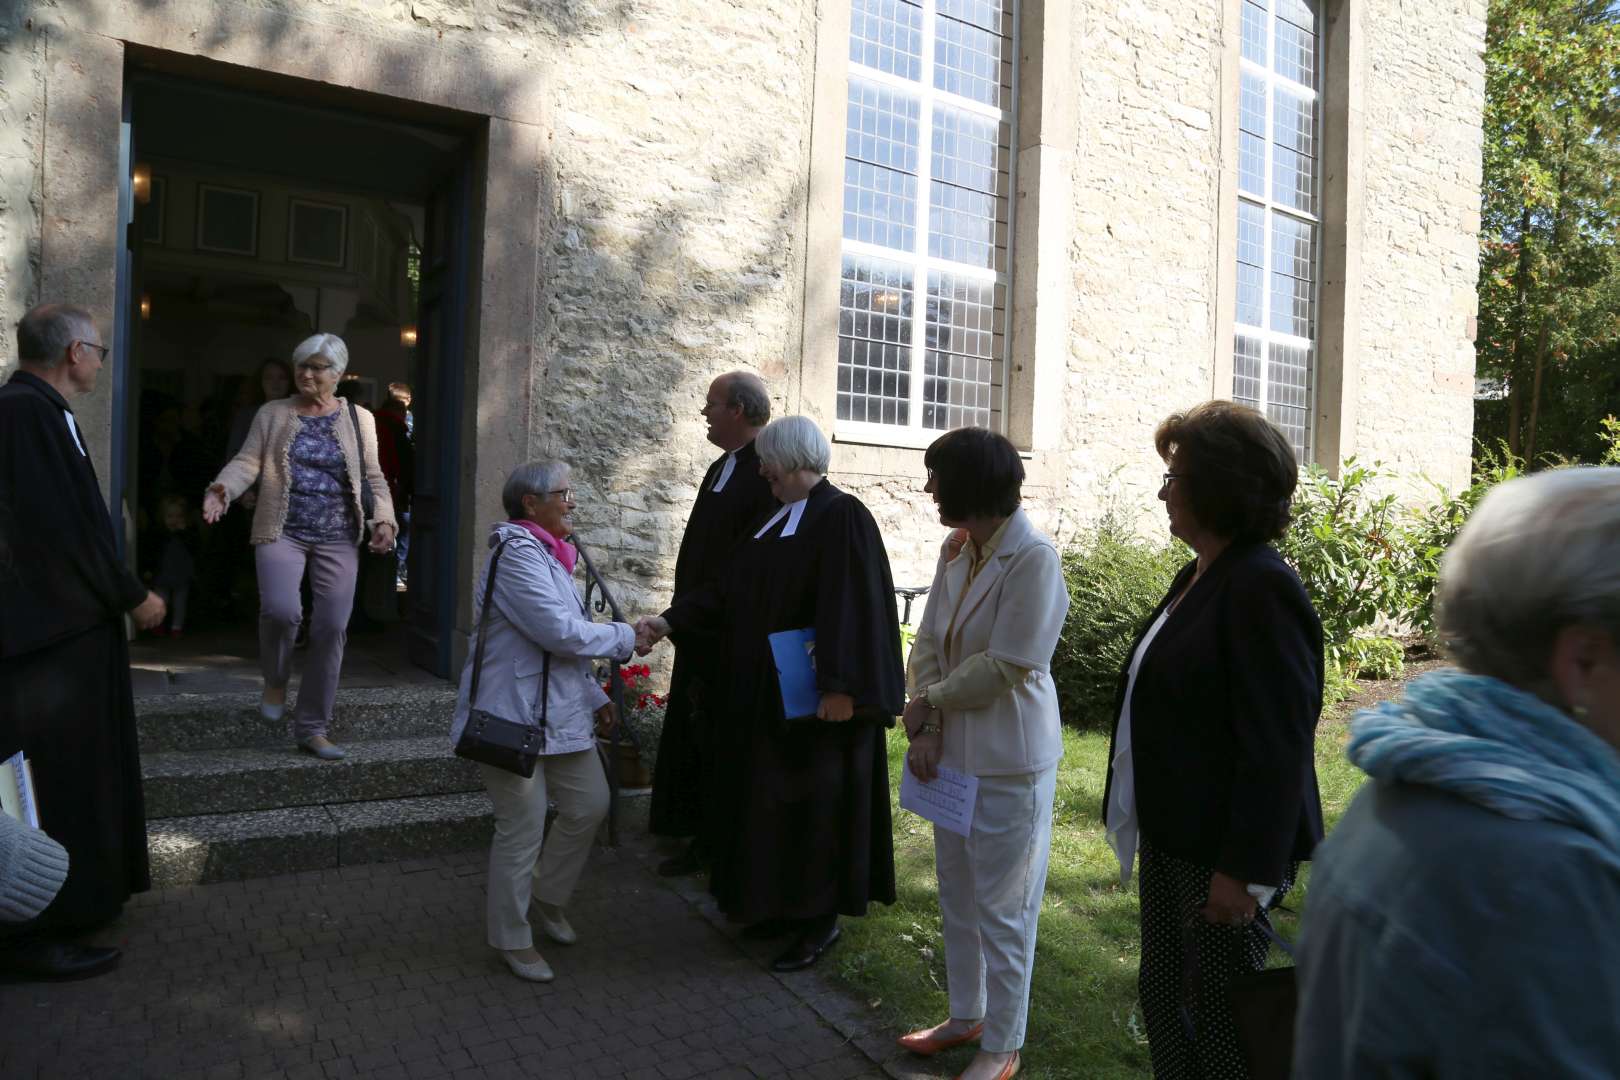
[
  {"xmin": 899, "ymin": 427, "xmax": 1069, "ymax": 1080},
  {"xmin": 203, "ymin": 334, "xmax": 395, "ymax": 760}
]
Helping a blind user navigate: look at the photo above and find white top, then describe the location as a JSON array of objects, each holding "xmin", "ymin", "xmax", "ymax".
[
  {"xmin": 1107, "ymin": 607, "xmax": 1171, "ymax": 886},
  {"xmin": 63, "ymin": 411, "xmax": 87, "ymax": 456},
  {"xmin": 753, "ymin": 495, "xmax": 807, "ymax": 539},
  {"xmin": 712, "ymin": 451, "xmax": 737, "ymax": 492}
]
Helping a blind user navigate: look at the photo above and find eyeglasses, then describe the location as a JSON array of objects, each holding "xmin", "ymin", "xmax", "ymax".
[
  {"xmin": 1160, "ymin": 472, "xmax": 1184, "ymax": 488},
  {"xmin": 547, "ymin": 488, "xmax": 574, "ymax": 503},
  {"xmin": 74, "ymin": 341, "xmax": 110, "ymax": 362},
  {"xmin": 295, "ymin": 360, "xmax": 334, "ymax": 373}
]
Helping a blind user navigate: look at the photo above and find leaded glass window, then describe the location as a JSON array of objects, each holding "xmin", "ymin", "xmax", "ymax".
[
  {"xmin": 1233, "ymin": 0, "xmax": 1320, "ymax": 459},
  {"xmin": 838, "ymin": 0, "xmax": 1016, "ymax": 437}
]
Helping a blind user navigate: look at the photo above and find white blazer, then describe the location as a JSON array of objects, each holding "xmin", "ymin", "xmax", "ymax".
[{"xmin": 908, "ymin": 509, "xmax": 1069, "ymax": 777}]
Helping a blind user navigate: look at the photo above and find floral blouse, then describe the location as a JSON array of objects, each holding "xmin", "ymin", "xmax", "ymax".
[{"xmin": 283, "ymin": 412, "xmax": 356, "ymax": 544}]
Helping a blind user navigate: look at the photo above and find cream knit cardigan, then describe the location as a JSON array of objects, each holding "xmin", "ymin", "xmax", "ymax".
[{"xmin": 210, "ymin": 397, "xmax": 397, "ymax": 546}]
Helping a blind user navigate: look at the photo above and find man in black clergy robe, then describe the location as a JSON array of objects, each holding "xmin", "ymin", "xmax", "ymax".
[
  {"xmin": 646, "ymin": 416, "xmax": 904, "ymax": 972},
  {"xmin": 648, "ymin": 371, "xmax": 777, "ymax": 876},
  {"xmin": 0, "ymin": 303, "xmax": 165, "ymax": 980}
]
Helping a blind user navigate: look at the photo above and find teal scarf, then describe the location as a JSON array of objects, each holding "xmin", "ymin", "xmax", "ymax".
[{"xmin": 1349, "ymin": 668, "xmax": 1620, "ymax": 869}]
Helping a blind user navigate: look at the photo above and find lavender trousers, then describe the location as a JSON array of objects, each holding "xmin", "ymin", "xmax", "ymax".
[{"xmin": 255, "ymin": 536, "xmax": 358, "ymax": 740}]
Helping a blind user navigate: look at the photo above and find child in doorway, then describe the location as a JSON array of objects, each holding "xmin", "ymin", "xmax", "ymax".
[{"xmin": 149, "ymin": 494, "xmax": 199, "ymax": 638}]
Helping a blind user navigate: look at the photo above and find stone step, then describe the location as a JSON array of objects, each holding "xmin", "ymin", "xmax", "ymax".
[
  {"xmin": 134, "ymin": 685, "xmax": 459, "ymax": 754},
  {"xmin": 145, "ymin": 787, "xmax": 654, "ymax": 887},
  {"xmin": 141, "ymin": 736, "xmax": 481, "ymax": 818}
]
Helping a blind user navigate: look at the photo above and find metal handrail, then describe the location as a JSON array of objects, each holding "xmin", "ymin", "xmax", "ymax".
[{"xmin": 570, "ymin": 533, "xmax": 632, "ymax": 847}]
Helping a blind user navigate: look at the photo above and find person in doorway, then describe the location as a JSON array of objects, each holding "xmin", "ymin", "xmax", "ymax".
[
  {"xmin": 1104, "ymin": 401, "xmax": 1324, "ymax": 1079},
  {"xmin": 648, "ymin": 371, "xmax": 777, "ymax": 877},
  {"xmin": 146, "ymin": 493, "xmax": 199, "ymax": 638},
  {"xmin": 897, "ymin": 428, "xmax": 1069, "ymax": 1080},
  {"xmin": 449, "ymin": 461, "xmax": 641, "ymax": 983},
  {"xmin": 0, "ymin": 302, "xmax": 166, "ymax": 980},
  {"xmin": 374, "ymin": 382, "xmax": 414, "ymax": 591},
  {"xmin": 638, "ymin": 416, "xmax": 904, "ymax": 972},
  {"xmin": 203, "ymin": 334, "xmax": 396, "ymax": 761},
  {"xmin": 1293, "ymin": 467, "xmax": 1620, "ymax": 1077}
]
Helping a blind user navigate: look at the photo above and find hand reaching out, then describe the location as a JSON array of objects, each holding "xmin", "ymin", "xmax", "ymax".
[
  {"xmin": 202, "ymin": 485, "xmax": 230, "ymax": 524},
  {"xmin": 634, "ymin": 616, "xmax": 670, "ymax": 656}
]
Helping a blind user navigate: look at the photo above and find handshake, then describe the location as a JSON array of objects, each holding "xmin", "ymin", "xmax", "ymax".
[{"xmin": 632, "ymin": 615, "xmax": 671, "ymax": 657}]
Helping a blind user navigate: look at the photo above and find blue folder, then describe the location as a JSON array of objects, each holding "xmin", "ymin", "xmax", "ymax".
[{"xmin": 768, "ymin": 627, "xmax": 820, "ymax": 720}]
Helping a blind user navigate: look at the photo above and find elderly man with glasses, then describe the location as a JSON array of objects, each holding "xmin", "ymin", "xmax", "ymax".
[{"xmin": 0, "ymin": 303, "xmax": 166, "ymax": 980}]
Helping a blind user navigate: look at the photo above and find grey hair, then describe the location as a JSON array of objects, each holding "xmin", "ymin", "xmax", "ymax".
[
  {"xmin": 1439, "ymin": 467, "xmax": 1620, "ymax": 691},
  {"xmin": 755, "ymin": 415, "xmax": 831, "ymax": 475},
  {"xmin": 16, "ymin": 304, "xmax": 97, "ymax": 368},
  {"xmin": 723, "ymin": 371, "xmax": 771, "ymax": 427},
  {"xmin": 291, "ymin": 333, "xmax": 350, "ymax": 377},
  {"xmin": 502, "ymin": 460, "xmax": 571, "ymax": 518}
]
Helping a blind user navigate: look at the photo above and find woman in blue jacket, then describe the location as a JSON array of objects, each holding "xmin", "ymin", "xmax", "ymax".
[{"xmin": 1294, "ymin": 467, "xmax": 1620, "ymax": 1077}]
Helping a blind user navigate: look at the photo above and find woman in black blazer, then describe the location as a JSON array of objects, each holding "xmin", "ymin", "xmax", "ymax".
[{"xmin": 1103, "ymin": 401, "xmax": 1324, "ymax": 1079}]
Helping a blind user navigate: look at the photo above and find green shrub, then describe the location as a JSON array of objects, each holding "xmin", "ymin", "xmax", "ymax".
[
  {"xmin": 1343, "ymin": 635, "xmax": 1405, "ymax": 681},
  {"xmin": 1601, "ymin": 416, "xmax": 1620, "ymax": 466},
  {"xmin": 1053, "ymin": 510, "xmax": 1187, "ymax": 730},
  {"xmin": 1403, "ymin": 443, "xmax": 1523, "ymax": 642},
  {"xmin": 1276, "ymin": 459, "xmax": 1417, "ymax": 674}
]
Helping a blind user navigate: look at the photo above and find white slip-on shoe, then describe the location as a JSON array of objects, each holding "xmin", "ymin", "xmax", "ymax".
[
  {"xmin": 500, "ymin": 949, "xmax": 554, "ymax": 983},
  {"xmin": 259, "ymin": 700, "xmax": 284, "ymax": 722},
  {"xmin": 532, "ymin": 902, "xmax": 577, "ymax": 946}
]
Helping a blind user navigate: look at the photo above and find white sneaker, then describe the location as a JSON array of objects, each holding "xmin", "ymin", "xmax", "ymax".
[
  {"xmin": 532, "ymin": 902, "xmax": 577, "ymax": 945},
  {"xmin": 500, "ymin": 949, "xmax": 554, "ymax": 983}
]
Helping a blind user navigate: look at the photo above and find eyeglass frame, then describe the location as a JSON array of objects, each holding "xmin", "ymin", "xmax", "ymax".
[
  {"xmin": 1160, "ymin": 472, "xmax": 1184, "ymax": 489},
  {"xmin": 545, "ymin": 488, "xmax": 574, "ymax": 503},
  {"xmin": 72, "ymin": 340, "xmax": 110, "ymax": 362}
]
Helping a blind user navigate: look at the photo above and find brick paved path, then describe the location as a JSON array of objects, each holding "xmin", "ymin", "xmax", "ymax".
[{"xmin": 0, "ymin": 841, "xmax": 901, "ymax": 1080}]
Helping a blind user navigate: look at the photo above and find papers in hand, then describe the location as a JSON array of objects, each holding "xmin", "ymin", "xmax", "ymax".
[
  {"xmin": 768, "ymin": 627, "xmax": 820, "ymax": 720},
  {"xmin": 900, "ymin": 762, "xmax": 978, "ymax": 837},
  {"xmin": 0, "ymin": 751, "xmax": 40, "ymax": 829}
]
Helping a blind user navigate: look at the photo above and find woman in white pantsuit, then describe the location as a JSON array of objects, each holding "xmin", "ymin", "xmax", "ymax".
[
  {"xmin": 448, "ymin": 461, "xmax": 637, "ymax": 983},
  {"xmin": 899, "ymin": 428, "xmax": 1070, "ymax": 1080}
]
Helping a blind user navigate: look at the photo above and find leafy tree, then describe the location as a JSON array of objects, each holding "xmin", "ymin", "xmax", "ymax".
[{"xmin": 1477, "ymin": 0, "xmax": 1620, "ymax": 465}]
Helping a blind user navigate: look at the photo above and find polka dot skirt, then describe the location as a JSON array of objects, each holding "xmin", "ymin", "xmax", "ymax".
[{"xmin": 1137, "ymin": 840, "xmax": 1296, "ymax": 1080}]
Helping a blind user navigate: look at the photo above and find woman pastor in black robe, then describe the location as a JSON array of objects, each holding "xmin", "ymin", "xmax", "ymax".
[{"xmin": 648, "ymin": 416, "xmax": 905, "ymax": 971}]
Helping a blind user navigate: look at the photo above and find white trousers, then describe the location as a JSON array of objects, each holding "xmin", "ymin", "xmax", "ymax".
[
  {"xmin": 934, "ymin": 765, "xmax": 1057, "ymax": 1053},
  {"xmin": 480, "ymin": 750, "xmax": 609, "ymax": 951}
]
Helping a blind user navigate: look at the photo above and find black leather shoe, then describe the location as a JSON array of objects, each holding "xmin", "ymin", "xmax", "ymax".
[
  {"xmin": 0, "ymin": 941, "xmax": 121, "ymax": 981},
  {"xmin": 771, "ymin": 921, "xmax": 840, "ymax": 972}
]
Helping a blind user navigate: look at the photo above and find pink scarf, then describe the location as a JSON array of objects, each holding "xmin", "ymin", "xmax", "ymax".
[{"xmin": 509, "ymin": 519, "xmax": 578, "ymax": 574}]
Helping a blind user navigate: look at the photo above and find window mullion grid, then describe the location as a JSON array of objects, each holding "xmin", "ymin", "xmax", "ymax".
[
  {"xmin": 1257, "ymin": 11, "xmax": 1276, "ymax": 420},
  {"xmin": 909, "ymin": 0, "xmax": 940, "ymax": 435}
]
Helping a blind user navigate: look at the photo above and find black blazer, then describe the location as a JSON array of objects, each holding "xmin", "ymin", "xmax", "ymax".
[{"xmin": 1101, "ymin": 541, "xmax": 1325, "ymax": 886}]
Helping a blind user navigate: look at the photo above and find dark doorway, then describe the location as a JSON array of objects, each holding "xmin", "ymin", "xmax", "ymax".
[{"xmin": 114, "ymin": 65, "xmax": 477, "ymax": 685}]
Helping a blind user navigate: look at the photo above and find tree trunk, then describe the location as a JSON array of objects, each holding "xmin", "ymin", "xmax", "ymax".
[{"xmin": 1524, "ymin": 320, "xmax": 1552, "ymax": 466}]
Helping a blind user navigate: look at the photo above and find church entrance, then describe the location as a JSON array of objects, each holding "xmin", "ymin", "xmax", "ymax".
[{"xmin": 112, "ymin": 60, "xmax": 479, "ymax": 685}]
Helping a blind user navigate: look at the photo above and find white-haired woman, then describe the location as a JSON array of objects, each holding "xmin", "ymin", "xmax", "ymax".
[
  {"xmin": 203, "ymin": 334, "xmax": 395, "ymax": 760},
  {"xmin": 450, "ymin": 461, "xmax": 638, "ymax": 983},
  {"xmin": 639, "ymin": 416, "xmax": 906, "ymax": 972},
  {"xmin": 1294, "ymin": 467, "xmax": 1620, "ymax": 1077}
]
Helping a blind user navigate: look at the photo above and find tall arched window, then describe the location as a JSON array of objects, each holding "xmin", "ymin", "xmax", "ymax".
[
  {"xmin": 1233, "ymin": 0, "xmax": 1320, "ymax": 459},
  {"xmin": 837, "ymin": 0, "xmax": 1017, "ymax": 439}
]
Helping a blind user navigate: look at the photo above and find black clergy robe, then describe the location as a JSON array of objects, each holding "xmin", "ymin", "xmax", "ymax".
[
  {"xmin": 663, "ymin": 478, "xmax": 904, "ymax": 923},
  {"xmin": 0, "ymin": 371, "xmax": 151, "ymax": 930},
  {"xmin": 648, "ymin": 438, "xmax": 776, "ymax": 841}
]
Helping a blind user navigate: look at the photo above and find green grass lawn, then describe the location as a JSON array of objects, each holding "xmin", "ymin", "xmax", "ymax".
[{"xmin": 831, "ymin": 711, "xmax": 1372, "ymax": 1079}]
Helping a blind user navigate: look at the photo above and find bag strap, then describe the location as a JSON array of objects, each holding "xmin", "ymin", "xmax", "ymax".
[
  {"xmin": 348, "ymin": 400, "xmax": 375, "ymax": 523},
  {"xmin": 468, "ymin": 538, "xmax": 515, "ymax": 712}
]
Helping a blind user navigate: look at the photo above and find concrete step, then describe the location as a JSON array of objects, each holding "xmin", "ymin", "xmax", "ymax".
[
  {"xmin": 145, "ymin": 787, "xmax": 654, "ymax": 888},
  {"xmin": 134, "ymin": 685, "xmax": 459, "ymax": 753},
  {"xmin": 141, "ymin": 735, "xmax": 482, "ymax": 818}
]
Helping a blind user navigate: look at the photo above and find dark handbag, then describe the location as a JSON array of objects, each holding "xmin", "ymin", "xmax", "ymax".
[
  {"xmin": 454, "ymin": 538, "xmax": 549, "ymax": 777},
  {"xmin": 1228, "ymin": 920, "xmax": 1298, "ymax": 1080},
  {"xmin": 1179, "ymin": 915, "xmax": 1298, "ymax": 1080},
  {"xmin": 348, "ymin": 399, "xmax": 377, "ymax": 548}
]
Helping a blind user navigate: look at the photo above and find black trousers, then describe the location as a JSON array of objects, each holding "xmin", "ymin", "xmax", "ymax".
[{"xmin": 1137, "ymin": 840, "xmax": 1294, "ymax": 1080}]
